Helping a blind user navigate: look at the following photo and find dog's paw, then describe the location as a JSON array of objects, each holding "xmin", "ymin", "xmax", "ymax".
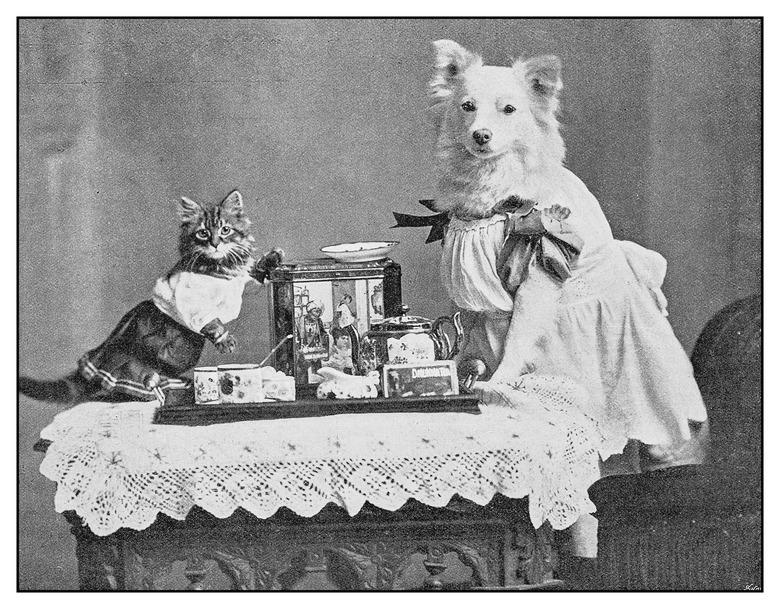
[
  {"xmin": 542, "ymin": 204, "xmax": 571, "ymax": 221},
  {"xmin": 518, "ymin": 361, "xmax": 537, "ymax": 376}
]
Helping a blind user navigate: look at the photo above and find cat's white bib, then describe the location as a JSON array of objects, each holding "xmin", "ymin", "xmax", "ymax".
[{"xmin": 152, "ymin": 270, "xmax": 252, "ymax": 334}]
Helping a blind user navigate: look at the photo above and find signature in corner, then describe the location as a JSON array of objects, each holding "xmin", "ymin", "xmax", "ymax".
[{"xmin": 744, "ymin": 583, "xmax": 761, "ymax": 591}]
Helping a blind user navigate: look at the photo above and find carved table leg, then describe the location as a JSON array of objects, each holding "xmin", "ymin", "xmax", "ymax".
[
  {"xmin": 303, "ymin": 548, "xmax": 329, "ymax": 575},
  {"xmin": 76, "ymin": 537, "xmax": 124, "ymax": 590},
  {"xmin": 422, "ymin": 544, "xmax": 447, "ymax": 590},
  {"xmin": 66, "ymin": 512, "xmax": 125, "ymax": 591},
  {"xmin": 184, "ymin": 555, "xmax": 208, "ymax": 590},
  {"xmin": 512, "ymin": 520, "xmax": 560, "ymax": 587}
]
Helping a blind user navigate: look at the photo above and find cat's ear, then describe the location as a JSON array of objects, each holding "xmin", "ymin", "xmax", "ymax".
[
  {"xmin": 220, "ymin": 190, "xmax": 243, "ymax": 214},
  {"xmin": 179, "ymin": 196, "xmax": 204, "ymax": 223}
]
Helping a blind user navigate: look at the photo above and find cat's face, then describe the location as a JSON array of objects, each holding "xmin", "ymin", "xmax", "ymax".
[{"xmin": 178, "ymin": 191, "xmax": 255, "ymax": 273}]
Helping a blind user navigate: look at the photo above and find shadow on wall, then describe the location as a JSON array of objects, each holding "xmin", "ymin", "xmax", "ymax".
[{"xmin": 18, "ymin": 18, "xmax": 761, "ymax": 590}]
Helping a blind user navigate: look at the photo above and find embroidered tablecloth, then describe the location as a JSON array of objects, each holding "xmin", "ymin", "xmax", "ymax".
[{"xmin": 39, "ymin": 374, "xmax": 605, "ymax": 536}]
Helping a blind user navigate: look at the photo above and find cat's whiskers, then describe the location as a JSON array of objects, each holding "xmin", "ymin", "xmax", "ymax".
[
  {"xmin": 226, "ymin": 245, "xmax": 250, "ymax": 268},
  {"xmin": 228, "ymin": 250, "xmax": 244, "ymax": 270},
  {"xmin": 187, "ymin": 252, "xmax": 203, "ymax": 274}
]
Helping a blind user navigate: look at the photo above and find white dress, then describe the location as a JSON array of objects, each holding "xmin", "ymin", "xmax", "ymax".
[{"xmin": 440, "ymin": 168, "xmax": 708, "ymax": 461}]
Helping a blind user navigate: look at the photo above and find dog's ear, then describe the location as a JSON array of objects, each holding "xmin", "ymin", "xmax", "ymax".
[
  {"xmin": 433, "ymin": 40, "xmax": 482, "ymax": 78},
  {"xmin": 516, "ymin": 55, "xmax": 562, "ymax": 112},
  {"xmin": 429, "ymin": 40, "xmax": 482, "ymax": 102}
]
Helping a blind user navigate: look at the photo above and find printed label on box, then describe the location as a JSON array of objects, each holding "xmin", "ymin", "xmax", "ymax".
[{"xmin": 382, "ymin": 360, "xmax": 459, "ymax": 398}]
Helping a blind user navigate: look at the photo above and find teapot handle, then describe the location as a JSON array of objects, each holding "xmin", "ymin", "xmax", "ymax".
[{"xmin": 431, "ymin": 311, "xmax": 464, "ymax": 360}]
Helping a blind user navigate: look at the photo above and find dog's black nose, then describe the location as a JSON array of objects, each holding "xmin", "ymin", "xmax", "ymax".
[{"xmin": 473, "ymin": 129, "xmax": 492, "ymax": 145}]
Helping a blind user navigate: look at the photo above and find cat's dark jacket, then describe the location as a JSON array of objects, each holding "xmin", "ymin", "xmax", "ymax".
[{"xmin": 19, "ymin": 190, "xmax": 283, "ymax": 404}]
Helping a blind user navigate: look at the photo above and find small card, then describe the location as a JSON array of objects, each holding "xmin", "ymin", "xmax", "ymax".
[{"xmin": 382, "ymin": 360, "xmax": 459, "ymax": 398}]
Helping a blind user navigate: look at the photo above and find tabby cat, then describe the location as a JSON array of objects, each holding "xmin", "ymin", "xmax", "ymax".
[{"xmin": 19, "ymin": 190, "xmax": 283, "ymax": 404}]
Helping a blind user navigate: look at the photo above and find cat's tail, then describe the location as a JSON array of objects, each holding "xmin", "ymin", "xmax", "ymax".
[{"xmin": 19, "ymin": 371, "xmax": 94, "ymax": 404}]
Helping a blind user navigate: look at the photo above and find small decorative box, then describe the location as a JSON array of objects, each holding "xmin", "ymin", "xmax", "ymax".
[
  {"xmin": 268, "ymin": 258, "xmax": 403, "ymax": 386},
  {"xmin": 382, "ymin": 360, "xmax": 460, "ymax": 398},
  {"xmin": 262, "ymin": 373, "xmax": 296, "ymax": 402}
]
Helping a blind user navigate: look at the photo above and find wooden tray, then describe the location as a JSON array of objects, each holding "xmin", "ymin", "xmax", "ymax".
[{"xmin": 153, "ymin": 385, "xmax": 481, "ymax": 426}]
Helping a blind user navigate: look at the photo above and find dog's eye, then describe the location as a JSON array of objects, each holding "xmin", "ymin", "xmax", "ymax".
[
  {"xmin": 196, "ymin": 229, "xmax": 210, "ymax": 241},
  {"xmin": 503, "ymin": 105, "xmax": 517, "ymax": 114},
  {"xmin": 460, "ymin": 101, "xmax": 476, "ymax": 112}
]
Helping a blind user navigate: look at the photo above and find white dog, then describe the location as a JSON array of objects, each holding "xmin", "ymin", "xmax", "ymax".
[{"xmin": 429, "ymin": 39, "xmax": 707, "ymax": 465}]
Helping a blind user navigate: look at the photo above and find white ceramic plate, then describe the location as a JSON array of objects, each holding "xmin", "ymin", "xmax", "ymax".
[{"xmin": 320, "ymin": 241, "xmax": 399, "ymax": 263}]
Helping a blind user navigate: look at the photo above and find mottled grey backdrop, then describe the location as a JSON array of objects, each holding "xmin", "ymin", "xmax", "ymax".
[{"xmin": 18, "ymin": 18, "xmax": 761, "ymax": 589}]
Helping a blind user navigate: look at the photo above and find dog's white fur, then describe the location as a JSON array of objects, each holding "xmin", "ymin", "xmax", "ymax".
[
  {"xmin": 429, "ymin": 40, "xmax": 566, "ymax": 219},
  {"xmin": 428, "ymin": 47, "xmax": 709, "ymax": 551},
  {"xmin": 429, "ymin": 40, "xmax": 576, "ymax": 375}
]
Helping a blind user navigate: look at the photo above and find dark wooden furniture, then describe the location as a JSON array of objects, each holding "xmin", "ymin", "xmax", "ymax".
[
  {"xmin": 589, "ymin": 295, "xmax": 762, "ymax": 590},
  {"xmin": 64, "ymin": 497, "xmax": 562, "ymax": 591}
]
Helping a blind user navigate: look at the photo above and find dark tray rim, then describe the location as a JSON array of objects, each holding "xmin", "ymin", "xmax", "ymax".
[{"xmin": 153, "ymin": 386, "xmax": 481, "ymax": 426}]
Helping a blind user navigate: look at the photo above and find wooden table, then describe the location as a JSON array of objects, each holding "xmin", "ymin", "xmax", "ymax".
[
  {"xmin": 63, "ymin": 496, "xmax": 562, "ymax": 591},
  {"xmin": 36, "ymin": 386, "xmax": 599, "ymax": 591}
]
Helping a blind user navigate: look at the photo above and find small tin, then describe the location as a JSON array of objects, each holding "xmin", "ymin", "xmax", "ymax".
[
  {"xmin": 193, "ymin": 366, "xmax": 220, "ymax": 404},
  {"xmin": 383, "ymin": 360, "xmax": 460, "ymax": 398},
  {"xmin": 217, "ymin": 364, "xmax": 264, "ymax": 404},
  {"xmin": 259, "ymin": 366, "xmax": 296, "ymax": 401}
]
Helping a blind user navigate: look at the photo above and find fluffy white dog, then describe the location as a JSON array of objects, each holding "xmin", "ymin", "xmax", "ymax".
[{"xmin": 428, "ymin": 39, "xmax": 707, "ymax": 463}]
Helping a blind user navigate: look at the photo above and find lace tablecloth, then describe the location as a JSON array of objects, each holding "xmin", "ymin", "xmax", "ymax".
[{"xmin": 39, "ymin": 375, "xmax": 605, "ymax": 537}]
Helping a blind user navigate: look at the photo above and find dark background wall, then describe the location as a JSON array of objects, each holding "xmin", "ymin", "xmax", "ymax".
[{"xmin": 18, "ymin": 18, "xmax": 761, "ymax": 590}]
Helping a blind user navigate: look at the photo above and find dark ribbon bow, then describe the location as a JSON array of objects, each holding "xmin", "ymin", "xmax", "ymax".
[
  {"xmin": 391, "ymin": 200, "xmax": 450, "ymax": 244},
  {"xmin": 392, "ymin": 197, "xmax": 536, "ymax": 243},
  {"xmin": 492, "ymin": 195, "xmax": 537, "ymax": 217}
]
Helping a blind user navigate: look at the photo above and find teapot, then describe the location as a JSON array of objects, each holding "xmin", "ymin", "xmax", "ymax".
[{"xmin": 358, "ymin": 305, "xmax": 464, "ymax": 375}]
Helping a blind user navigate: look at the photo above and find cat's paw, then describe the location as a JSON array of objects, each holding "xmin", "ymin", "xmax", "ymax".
[
  {"xmin": 260, "ymin": 248, "xmax": 284, "ymax": 269},
  {"xmin": 215, "ymin": 333, "xmax": 238, "ymax": 354},
  {"xmin": 252, "ymin": 248, "xmax": 285, "ymax": 282}
]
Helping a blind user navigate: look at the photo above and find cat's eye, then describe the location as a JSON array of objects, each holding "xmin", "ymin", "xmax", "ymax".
[
  {"xmin": 219, "ymin": 226, "xmax": 233, "ymax": 236},
  {"xmin": 461, "ymin": 101, "xmax": 476, "ymax": 112},
  {"xmin": 195, "ymin": 229, "xmax": 210, "ymax": 241},
  {"xmin": 503, "ymin": 105, "xmax": 516, "ymax": 114}
]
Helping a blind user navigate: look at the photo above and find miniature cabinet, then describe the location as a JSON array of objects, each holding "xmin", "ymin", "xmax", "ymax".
[{"xmin": 268, "ymin": 258, "xmax": 402, "ymax": 385}]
